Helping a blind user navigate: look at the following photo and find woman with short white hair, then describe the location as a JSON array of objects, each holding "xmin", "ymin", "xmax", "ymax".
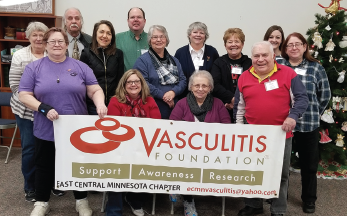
[
  {"xmin": 174, "ymin": 22, "xmax": 219, "ymax": 98},
  {"xmin": 9, "ymin": 21, "xmax": 49, "ymax": 202},
  {"xmin": 134, "ymin": 25, "xmax": 186, "ymax": 119},
  {"xmin": 170, "ymin": 70, "xmax": 230, "ymax": 216}
]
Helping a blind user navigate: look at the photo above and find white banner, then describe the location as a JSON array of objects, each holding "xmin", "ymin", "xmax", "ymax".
[{"xmin": 54, "ymin": 115, "xmax": 286, "ymax": 198}]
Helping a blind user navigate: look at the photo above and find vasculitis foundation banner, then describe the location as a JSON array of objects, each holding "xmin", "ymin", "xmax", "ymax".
[{"xmin": 54, "ymin": 115, "xmax": 286, "ymax": 198}]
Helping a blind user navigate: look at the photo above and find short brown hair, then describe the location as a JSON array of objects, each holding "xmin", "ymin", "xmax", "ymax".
[
  {"xmin": 43, "ymin": 27, "xmax": 69, "ymax": 45},
  {"xmin": 281, "ymin": 32, "xmax": 317, "ymax": 62},
  {"xmin": 263, "ymin": 25, "xmax": 285, "ymax": 50},
  {"xmin": 127, "ymin": 7, "xmax": 145, "ymax": 19},
  {"xmin": 223, "ymin": 28, "xmax": 245, "ymax": 45},
  {"xmin": 91, "ymin": 20, "xmax": 116, "ymax": 56},
  {"xmin": 114, "ymin": 69, "xmax": 151, "ymax": 104}
]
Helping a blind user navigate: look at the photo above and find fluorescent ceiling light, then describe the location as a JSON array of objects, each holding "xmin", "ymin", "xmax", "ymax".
[{"xmin": 0, "ymin": 0, "xmax": 39, "ymax": 7}]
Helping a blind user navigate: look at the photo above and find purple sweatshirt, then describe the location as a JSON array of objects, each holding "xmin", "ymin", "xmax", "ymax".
[{"xmin": 170, "ymin": 97, "xmax": 231, "ymax": 123}]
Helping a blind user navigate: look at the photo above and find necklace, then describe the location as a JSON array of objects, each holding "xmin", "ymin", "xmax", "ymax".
[{"xmin": 56, "ymin": 76, "xmax": 60, "ymax": 83}]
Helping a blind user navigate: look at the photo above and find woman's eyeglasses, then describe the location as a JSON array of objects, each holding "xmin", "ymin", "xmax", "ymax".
[{"xmin": 126, "ymin": 80, "xmax": 141, "ymax": 85}]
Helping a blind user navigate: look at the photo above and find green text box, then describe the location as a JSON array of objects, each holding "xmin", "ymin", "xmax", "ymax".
[
  {"xmin": 132, "ymin": 165, "xmax": 201, "ymax": 182},
  {"xmin": 203, "ymin": 169, "xmax": 263, "ymax": 185},
  {"xmin": 72, "ymin": 163, "xmax": 130, "ymax": 179}
]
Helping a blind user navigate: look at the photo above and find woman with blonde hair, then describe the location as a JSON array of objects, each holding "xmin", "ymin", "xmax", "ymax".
[{"xmin": 106, "ymin": 69, "xmax": 161, "ymax": 216}]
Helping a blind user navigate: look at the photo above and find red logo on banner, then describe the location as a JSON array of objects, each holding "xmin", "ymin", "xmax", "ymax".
[{"xmin": 70, "ymin": 117, "xmax": 135, "ymax": 154}]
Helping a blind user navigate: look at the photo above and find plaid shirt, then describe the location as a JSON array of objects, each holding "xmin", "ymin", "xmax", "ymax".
[{"xmin": 277, "ymin": 59, "xmax": 331, "ymax": 132}]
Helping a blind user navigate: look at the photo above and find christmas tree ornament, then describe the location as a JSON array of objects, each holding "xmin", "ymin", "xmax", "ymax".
[
  {"xmin": 337, "ymin": 70, "xmax": 346, "ymax": 83},
  {"xmin": 329, "ymin": 54, "xmax": 333, "ymax": 62},
  {"xmin": 339, "ymin": 36, "xmax": 347, "ymax": 48},
  {"xmin": 338, "ymin": 57, "xmax": 344, "ymax": 62},
  {"xmin": 318, "ymin": 0, "xmax": 347, "ymax": 14},
  {"xmin": 328, "ymin": 14, "xmax": 333, "ymax": 18},
  {"xmin": 312, "ymin": 31, "xmax": 323, "ymax": 49},
  {"xmin": 314, "ymin": 51, "xmax": 319, "ymax": 58},
  {"xmin": 319, "ymin": 129, "xmax": 332, "ymax": 143},
  {"xmin": 332, "ymin": 96, "xmax": 342, "ymax": 112},
  {"xmin": 325, "ymin": 34, "xmax": 336, "ymax": 51},
  {"xmin": 309, "ymin": 49, "xmax": 314, "ymax": 55},
  {"xmin": 321, "ymin": 108, "xmax": 335, "ymax": 123},
  {"xmin": 325, "ymin": 25, "xmax": 332, "ymax": 31},
  {"xmin": 342, "ymin": 122, "xmax": 347, "ymax": 131},
  {"xmin": 342, "ymin": 97, "xmax": 347, "ymax": 111},
  {"xmin": 335, "ymin": 134, "xmax": 345, "ymax": 147}
]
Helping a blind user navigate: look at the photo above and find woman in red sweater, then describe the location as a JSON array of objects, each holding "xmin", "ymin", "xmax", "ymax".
[{"xmin": 106, "ymin": 69, "xmax": 160, "ymax": 216}]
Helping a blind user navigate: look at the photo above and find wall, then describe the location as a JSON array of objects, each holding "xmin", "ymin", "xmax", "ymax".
[{"xmin": 55, "ymin": 0, "xmax": 347, "ymax": 56}]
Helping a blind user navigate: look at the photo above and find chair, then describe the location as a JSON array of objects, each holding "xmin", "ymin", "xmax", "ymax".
[{"xmin": 0, "ymin": 92, "xmax": 18, "ymax": 164}]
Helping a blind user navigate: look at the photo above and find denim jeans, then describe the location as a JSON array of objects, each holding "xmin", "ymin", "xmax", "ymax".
[
  {"xmin": 293, "ymin": 128, "xmax": 319, "ymax": 203},
  {"xmin": 106, "ymin": 192, "xmax": 123, "ymax": 216},
  {"xmin": 15, "ymin": 115, "xmax": 35, "ymax": 192},
  {"xmin": 244, "ymin": 137, "xmax": 292, "ymax": 214}
]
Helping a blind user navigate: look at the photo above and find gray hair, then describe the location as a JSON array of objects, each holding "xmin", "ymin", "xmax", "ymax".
[
  {"xmin": 251, "ymin": 41, "xmax": 274, "ymax": 56},
  {"xmin": 188, "ymin": 70, "xmax": 214, "ymax": 92},
  {"xmin": 147, "ymin": 25, "xmax": 170, "ymax": 47},
  {"xmin": 187, "ymin": 22, "xmax": 209, "ymax": 42},
  {"xmin": 63, "ymin": 7, "xmax": 84, "ymax": 27},
  {"xmin": 25, "ymin": 22, "xmax": 49, "ymax": 39}
]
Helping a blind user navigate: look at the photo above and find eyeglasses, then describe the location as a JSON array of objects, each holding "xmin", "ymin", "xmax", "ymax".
[
  {"xmin": 126, "ymin": 80, "xmax": 141, "ymax": 85},
  {"xmin": 286, "ymin": 43, "xmax": 303, "ymax": 49},
  {"xmin": 192, "ymin": 84, "xmax": 210, "ymax": 90},
  {"xmin": 151, "ymin": 35, "xmax": 166, "ymax": 40},
  {"xmin": 47, "ymin": 40, "xmax": 66, "ymax": 46}
]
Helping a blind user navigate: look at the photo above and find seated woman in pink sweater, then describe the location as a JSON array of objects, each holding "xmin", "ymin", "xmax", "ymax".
[{"xmin": 169, "ymin": 70, "xmax": 230, "ymax": 216}]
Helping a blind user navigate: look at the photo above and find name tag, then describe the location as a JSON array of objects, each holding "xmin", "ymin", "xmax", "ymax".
[
  {"xmin": 264, "ymin": 79, "xmax": 279, "ymax": 91},
  {"xmin": 231, "ymin": 67, "xmax": 243, "ymax": 74},
  {"xmin": 141, "ymin": 49, "xmax": 148, "ymax": 55},
  {"xmin": 194, "ymin": 59, "xmax": 204, "ymax": 67},
  {"xmin": 294, "ymin": 68, "xmax": 306, "ymax": 76}
]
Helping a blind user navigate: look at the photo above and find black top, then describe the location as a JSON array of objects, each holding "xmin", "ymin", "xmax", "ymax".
[
  {"xmin": 211, "ymin": 53, "xmax": 252, "ymax": 120},
  {"xmin": 80, "ymin": 46, "xmax": 124, "ymax": 113}
]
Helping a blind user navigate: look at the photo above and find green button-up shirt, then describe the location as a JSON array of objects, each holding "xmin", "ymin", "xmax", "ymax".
[{"xmin": 116, "ymin": 30, "xmax": 149, "ymax": 72}]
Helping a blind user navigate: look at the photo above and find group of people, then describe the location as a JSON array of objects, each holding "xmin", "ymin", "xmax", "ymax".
[{"xmin": 9, "ymin": 5, "xmax": 330, "ymax": 216}]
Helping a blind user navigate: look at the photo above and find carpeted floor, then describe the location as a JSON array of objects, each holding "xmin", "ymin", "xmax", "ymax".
[{"xmin": 0, "ymin": 148, "xmax": 346, "ymax": 216}]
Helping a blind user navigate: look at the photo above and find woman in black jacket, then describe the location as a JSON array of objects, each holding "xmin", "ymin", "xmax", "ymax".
[
  {"xmin": 80, "ymin": 20, "xmax": 124, "ymax": 114},
  {"xmin": 211, "ymin": 28, "xmax": 251, "ymax": 122}
]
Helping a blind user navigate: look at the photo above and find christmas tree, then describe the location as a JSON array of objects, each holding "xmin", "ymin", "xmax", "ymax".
[{"xmin": 303, "ymin": 5, "xmax": 347, "ymax": 178}]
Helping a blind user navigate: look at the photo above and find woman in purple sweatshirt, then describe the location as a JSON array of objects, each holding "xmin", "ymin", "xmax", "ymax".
[{"xmin": 169, "ymin": 70, "xmax": 231, "ymax": 215}]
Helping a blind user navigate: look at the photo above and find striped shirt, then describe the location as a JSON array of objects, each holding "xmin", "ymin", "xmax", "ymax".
[
  {"xmin": 116, "ymin": 30, "xmax": 148, "ymax": 72},
  {"xmin": 277, "ymin": 59, "xmax": 331, "ymax": 132},
  {"xmin": 9, "ymin": 45, "xmax": 46, "ymax": 121}
]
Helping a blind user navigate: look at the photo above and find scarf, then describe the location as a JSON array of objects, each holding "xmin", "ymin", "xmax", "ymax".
[
  {"xmin": 148, "ymin": 47, "xmax": 179, "ymax": 85},
  {"xmin": 186, "ymin": 91, "xmax": 213, "ymax": 122},
  {"xmin": 125, "ymin": 95, "xmax": 147, "ymax": 117}
]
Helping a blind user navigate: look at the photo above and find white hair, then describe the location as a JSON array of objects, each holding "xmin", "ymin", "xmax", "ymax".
[
  {"xmin": 187, "ymin": 22, "xmax": 209, "ymax": 42},
  {"xmin": 63, "ymin": 7, "xmax": 84, "ymax": 28},
  {"xmin": 251, "ymin": 41, "xmax": 274, "ymax": 56},
  {"xmin": 188, "ymin": 70, "xmax": 214, "ymax": 92},
  {"xmin": 147, "ymin": 25, "xmax": 170, "ymax": 47},
  {"xmin": 25, "ymin": 22, "xmax": 49, "ymax": 38}
]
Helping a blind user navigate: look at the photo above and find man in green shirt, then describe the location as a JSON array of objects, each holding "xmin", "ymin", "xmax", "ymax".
[{"xmin": 116, "ymin": 7, "xmax": 149, "ymax": 72}]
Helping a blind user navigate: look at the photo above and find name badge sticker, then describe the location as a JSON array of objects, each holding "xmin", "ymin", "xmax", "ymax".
[
  {"xmin": 231, "ymin": 67, "xmax": 243, "ymax": 74},
  {"xmin": 141, "ymin": 49, "xmax": 148, "ymax": 55},
  {"xmin": 264, "ymin": 79, "xmax": 279, "ymax": 91},
  {"xmin": 194, "ymin": 59, "xmax": 204, "ymax": 67},
  {"xmin": 294, "ymin": 68, "xmax": 307, "ymax": 76}
]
